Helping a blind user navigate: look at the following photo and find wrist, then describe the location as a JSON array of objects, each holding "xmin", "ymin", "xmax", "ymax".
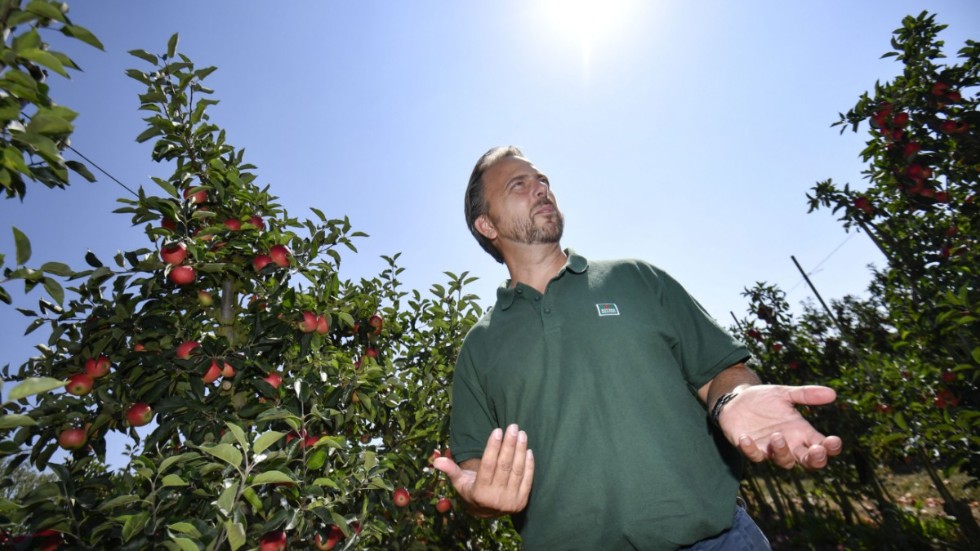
[{"xmin": 709, "ymin": 392, "xmax": 738, "ymax": 427}]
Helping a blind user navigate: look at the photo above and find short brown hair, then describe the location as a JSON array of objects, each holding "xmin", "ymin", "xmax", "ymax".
[{"xmin": 464, "ymin": 146, "xmax": 524, "ymax": 263}]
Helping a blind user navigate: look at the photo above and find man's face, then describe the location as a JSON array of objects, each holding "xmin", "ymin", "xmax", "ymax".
[{"xmin": 479, "ymin": 156, "xmax": 564, "ymax": 250}]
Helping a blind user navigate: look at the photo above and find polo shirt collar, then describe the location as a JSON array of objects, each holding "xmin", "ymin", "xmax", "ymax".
[{"xmin": 496, "ymin": 249, "xmax": 589, "ymax": 311}]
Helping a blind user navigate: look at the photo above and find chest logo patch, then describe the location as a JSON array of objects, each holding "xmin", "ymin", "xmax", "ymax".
[{"xmin": 596, "ymin": 303, "xmax": 620, "ymax": 317}]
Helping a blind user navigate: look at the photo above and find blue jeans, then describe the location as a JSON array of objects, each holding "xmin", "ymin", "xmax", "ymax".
[{"xmin": 679, "ymin": 505, "xmax": 771, "ymax": 550}]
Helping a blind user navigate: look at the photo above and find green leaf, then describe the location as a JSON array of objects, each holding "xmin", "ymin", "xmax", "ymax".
[
  {"xmin": 893, "ymin": 412, "xmax": 909, "ymax": 431},
  {"xmin": 169, "ymin": 537, "xmax": 199, "ymax": 551},
  {"xmin": 159, "ymin": 452, "xmax": 199, "ymax": 474},
  {"xmin": 224, "ymin": 520, "xmax": 245, "ymax": 551},
  {"xmin": 42, "ymin": 277, "xmax": 64, "ymax": 305},
  {"xmin": 40, "ymin": 262, "xmax": 71, "ymax": 276},
  {"xmin": 199, "ymin": 443, "xmax": 242, "ymax": 469},
  {"xmin": 121, "ymin": 511, "xmax": 150, "ymax": 543},
  {"xmin": 168, "ymin": 522, "xmax": 202, "ymax": 538},
  {"xmin": 13, "ymin": 227, "xmax": 31, "ymax": 265},
  {"xmin": 84, "ymin": 251, "xmax": 103, "ymax": 268},
  {"xmin": 98, "ymin": 494, "xmax": 141, "ymax": 510},
  {"xmin": 18, "ymin": 48, "xmax": 68, "ymax": 78},
  {"xmin": 66, "ymin": 160, "xmax": 96, "ymax": 182},
  {"xmin": 313, "ymin": 477, "xmax": 339, "ymax": 490},
  {"xmin": 161, "ymin": 474, "xmax": 188, "ymax": 487},
  {"xmin": 253, "ymin": 430, "xmax": 285, "ymax": 455},
  {"xmin": 249, "ymin": 470, "xmax": 294, "ymax": 486},
  {"xmin": 129, "ymin": 49, "xmax": 158, "ymax": 65},
  {"xmin": 167, "ymin": 34, "xmax": 179, "ymax": 59},
  {"xmin": 0, "ymin": 414, "xmax": 37, "ymax": 429},
  {"xmin": 7, "ymin": 377, "xmax": 64, "ymax": 401},
  {"xmin": 62, "ymin": 24, "xmax": 105, "ymax": 50},
  {"xmin": 216, "ymin": 483, "xmax": 237, "ymax": 517},
  {"xmin": 24, "ymin": 1, "xmax": 66, "ymax": 22},
  {"xmin": 224, "ymin": 422, "xmax": 248, "ymax": 453}
]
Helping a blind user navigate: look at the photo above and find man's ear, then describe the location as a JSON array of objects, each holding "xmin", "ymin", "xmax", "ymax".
[{"xmin": 474, "ymin": 214, "xmax": 497, "ymax": 240}]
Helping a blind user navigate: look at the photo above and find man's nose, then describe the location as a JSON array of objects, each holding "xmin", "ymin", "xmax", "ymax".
[{"xmin": 533, "ymin": 180, "xmax": 549, "ymax": 198}]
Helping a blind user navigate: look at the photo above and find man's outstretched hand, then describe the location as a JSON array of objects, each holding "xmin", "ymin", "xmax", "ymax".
[
  {"xmin": 433, "ymin": 424, "xmax": 534, "ymax": 518},
  {"xmin": 719, "ymin": 385, "xmax": 843, "ymax": 470}
]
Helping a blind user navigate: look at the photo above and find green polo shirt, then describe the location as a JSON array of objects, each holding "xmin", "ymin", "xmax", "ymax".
[{"xmin": 450, "ymin": 250, "xmax": 750, "ymax": 550}]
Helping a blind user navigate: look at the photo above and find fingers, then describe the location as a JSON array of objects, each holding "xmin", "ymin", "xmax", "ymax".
[
  {"xmin": 739, "ymin": 431, "xmax": 845, "ymax": 470},
  {"xmin": 785, "ymin": 385, "xmax": 837, "ymax": 406},
  {"xmin": 432, "ymin": 457, "xmax": 460, "ymax": 480},
  {"xmin": 474, "ymin": 427, "xmax": 504, "ymax": 487}
]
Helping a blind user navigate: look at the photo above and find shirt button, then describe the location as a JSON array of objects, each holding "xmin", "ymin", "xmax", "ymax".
[
  {"xmin": 534, "ymin": 296, "xmax": 540, "ymax": 301},
  {"xmin": 544, "ymin": 307, "xmax": 551, "ymax": 314}
]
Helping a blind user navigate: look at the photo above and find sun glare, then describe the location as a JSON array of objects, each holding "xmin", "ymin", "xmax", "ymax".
[{"xmin": 536, "ymin": 0, "xmax": 634, "ymax": 70}]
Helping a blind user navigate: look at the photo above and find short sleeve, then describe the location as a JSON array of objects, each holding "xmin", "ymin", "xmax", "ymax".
[{"xmin": 448, "ymin": 334, "xmax": 497, "ymax": 464}]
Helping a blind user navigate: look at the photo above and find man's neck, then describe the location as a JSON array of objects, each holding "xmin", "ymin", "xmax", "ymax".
[{"xmin": 502, "ymin": 244, "xmax": 568, "ymax": 294}]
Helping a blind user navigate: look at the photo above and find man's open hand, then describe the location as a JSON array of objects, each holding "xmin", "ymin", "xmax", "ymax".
[
  {"xmin": 719, "ymin": 385, "xmax": 843, "ymax": 470},
  {"xmin": 433, "ymin": 424, "xmax": 534, "ymax": 517}
]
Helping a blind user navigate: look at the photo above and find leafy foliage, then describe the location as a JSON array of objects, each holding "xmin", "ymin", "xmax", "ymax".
[
  {"xmin": 0, "ymin": 0, "xmax": 102, "ymax": 306},
  {"xmin": 734, "ymin": 12, "xmax": 978, "ymax": 549},
  {"xmin": 0, "ymin": 34, "xmax": 523, "ymax": 549}
]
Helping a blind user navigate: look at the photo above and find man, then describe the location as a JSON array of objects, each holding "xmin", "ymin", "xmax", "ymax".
[{"xmin": 433, "ymin": 146, "xmax": 843, "ymax": 550}]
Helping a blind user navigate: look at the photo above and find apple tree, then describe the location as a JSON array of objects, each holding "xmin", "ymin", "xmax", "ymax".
[
  {"xmin": 806, "ymin": 10, "xmax": 978, "ymax": 541},
  {"xmin": 0, "ymin": 35, "xmax": 522, "ymax": 549}
]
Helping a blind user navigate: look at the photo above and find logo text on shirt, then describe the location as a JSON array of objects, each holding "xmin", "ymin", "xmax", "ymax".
[{"xmin": 596, "ymin": 303, "xmax": 620, "ymax": 317}]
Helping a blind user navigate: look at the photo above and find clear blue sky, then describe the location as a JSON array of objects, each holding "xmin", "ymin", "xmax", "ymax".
[{"xmin": 2, "ymin": 0, "xmax": 978, "ymax": 384}]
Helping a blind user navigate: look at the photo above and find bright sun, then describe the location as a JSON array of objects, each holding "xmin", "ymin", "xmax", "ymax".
[{"xmin": 536, "ymin": 0, "xmax": 634, "ymax": 68}]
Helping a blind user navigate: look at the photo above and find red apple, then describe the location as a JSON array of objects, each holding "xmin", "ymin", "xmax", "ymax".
[
  {"xmin": 168, "ymin": 265, "xmax": 196, "ymax": 285},
  {"xmin": 264, "ymin": 372, "xmax": 283, "ymax": 389},
  {"xmin": 222, "ymin": 361, "xmax": 236, "ymax": 378},
  {"xmin": 133, "ymin": 343, "xmax": 146, "ymax": 352},
  {"xmin": 902, "ymin": 141, "xmax": 921, "ymax": 158},
  {"xmin": 258, "ymin": 530, "xmax": 287, "ymax": 551},
  {"xmin": 223, "ymin": 218, "xmax": 242, "ymax": 231},
  {"xmin": 393, "ymin": 487, "xmax": 411, "ymax": 507},
  {"xmin": 203, "ymin": 360, "xmax": 222, "ymax": 384},
  {"xmin": 941, "ymin": 370, "xmax": 957, "ymax": 383},
  {"xmin": 853, "ymin": 197, "xmax": 873, "ymax": 216},
  {"xmin": 368, "ymin": 314, "xmax": 383, "ymax": 334},
  {"xmin": 931, "ymin": 81, "xmax": 949, "ymax": 96},
  {"xmin": 300, "ymin": 311, "xmax": 318, "ymax": 333},
  {"xmin": 252, "ymin": 254, "xmax": 273, "ymax": 272},
  {"xmin": 84, "ymin": 356, "xmax": 110, "ymax": 379},
  {"xmin": 58, "ymin": 427, "xmax": 87, "ymax": 450},
  {"xmin": 65, "ymin": 374, "xmax": 94, "ymax": 396},
  {"xmin": 934, "ymin": 389, "xmax": 959, "ymax": 409},
  {"xmin": 175, "ymin": 340, "xmax": 200, "ymax": 360},
  {"xmin": 436, "ymin": 497, "xmax": 452, "ymax": 513},
  {"xmin": 269, "ymin": 244, "xmax": 290, "ymax": 267},
  {"xmin": 126, "ymin": 403, "xmax": 154, "ymax": 427},
  {"xmin": 249, "ymin": 215, "xmax": 265, "ymax": 230},
  {"xmin": 197, "ymin": 290, "xmax": 213, "ymax": 306},
  {"xmin": 183, "ymin": 187, "xmax": 207, "ymax": 204},
  {"xmin": 316, "ymin": 315, "xmax": 329, "ymax": 335},
  {"xmin": 314, "ymin": 526, "xmax": 344, "ymax": 550},
  {"xmin": 364, "ymin": 348, "xmax": 379, "ymax": 359},
  {"xmin": 940, "ymin": 120, "xmax": 969, "ymax": 134},
  {"xmin": 161, "ymin": 217, "xmax": 177, "ymax": 231},
  {"xmin": 160, "ymin": 243, "xmax": 187, "ymax": 265}
]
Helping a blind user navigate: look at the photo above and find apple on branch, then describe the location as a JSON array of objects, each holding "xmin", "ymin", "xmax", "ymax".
[
  {"xmin": 65, "ymin": 374, "xmax": 94, "ymax": 396},
  {"xmin": 168, "ymin": 265, "xmax": 196, "ymax": 286},
  {"xmin": 58, "ymin": 427, "xmax": 88, "ymax": 450},
  {"xmin": 126, "ymin": 403, "xmax": 154, "ymax": 427},
  {"xmin": 84, "ymin": 356, "xmax": 110, "ymax": 379}
]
